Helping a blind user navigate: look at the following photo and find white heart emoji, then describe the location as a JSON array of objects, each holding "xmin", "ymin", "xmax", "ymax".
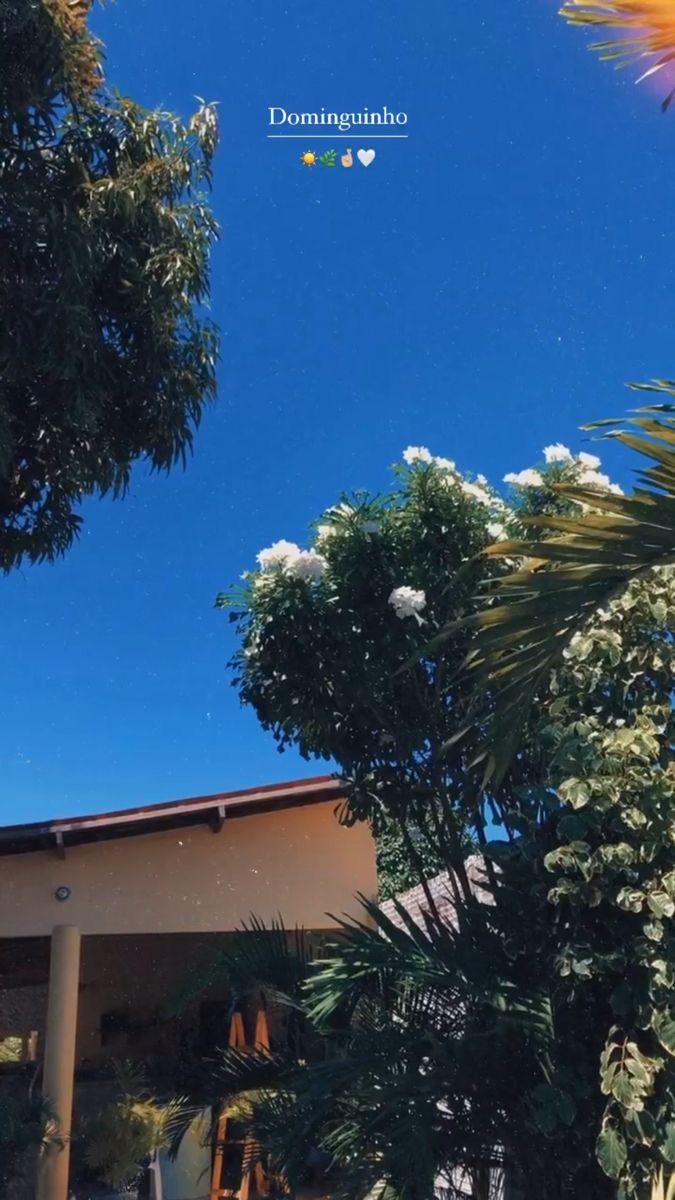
[{"xmin": 357, "ymin": 149, "xmax": 376, "ymax": 167}]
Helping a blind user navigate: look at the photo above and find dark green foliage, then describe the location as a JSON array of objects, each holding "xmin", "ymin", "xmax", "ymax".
[
  {"xmin": 222, "ymin": 464, "xmax": 510, "ymax": 898},
  {"xmin": 452, "ymin": 404, "xmax": 675, "ymax": 789},
  {"xmin": 0, "ymin": 0, "xmax": 219, "ymax": 570},
  {"xmin": 177, "ymin": 894, "xmax": 614, "ymax": 1200},
  {"xmin": 0, "ymin": 1092, "xmax": 61, "ymax": 1198},
  {"xmin": 218, "ymin": 442, "xmax": 675, "ymax": 1196},
  {"xmin": 375, "ymin": 810, "xmax": 448, "ymax": 900}
]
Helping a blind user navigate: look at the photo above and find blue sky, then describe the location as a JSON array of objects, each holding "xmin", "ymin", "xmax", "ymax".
[{"xmin": 2, "ymin": 0, "xmax": 674, "ymax": 822}]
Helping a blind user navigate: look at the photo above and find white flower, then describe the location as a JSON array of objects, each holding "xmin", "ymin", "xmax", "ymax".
[
  {"xmin": 402, "ymin": 446, "xmax": 433, "ymax": 465},
  {"xmin": 577, "ymin": 468, "xmax": 622, "ymax": 493},
  {"xmin": 578, "ymin": 451, "xmax": 601, "ymax": 470},
  {"xmin": 487, "ymin": 521, "xmax": 507, "ymax": 541},
  {"xmin": 327, "ymin": 502, "xmax": 355, "ymax": 517},
  {"xmin": 578, "ymin": 468, "xmax": 623, "ymax": 496},
  {"xmin": 388, "ymin": 586, "xmax": 426, "ymax": 622},
  {"xmin": 476, "ymin": 474, "xmax": 488, "ymax": 487},
  {"xmin": 433, "ymin": 456, "xmax": 457, "ymax": 472},
  {"xmin": 316, "ymin": 524, "xmax": 336, "ymax": 541},
  {"xmin": 256, "ymin": 539, "xmax": 301, "ymax": 570},
  {"xmin": 244, "ymin": 632, "xmax": 262, "ymax": 659},
  {"xmin": 460, "ymin": 480, "xmax": 492, "ymax": 505},
  {"xmin": 544, "ymin": 443, "xmax": 572, "ymax": 463},
  {"xmin": 503, "ymin": 469, "xmax": 543, "ymax": 488},
  {"xmin": 284, "ymin": 549, "xmax": 327, "ymax": 581}
]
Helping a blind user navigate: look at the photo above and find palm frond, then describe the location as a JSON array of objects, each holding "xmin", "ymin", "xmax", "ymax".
[
  {"xmin": 168, "ymin": 916, "xmax": 314, "ymax": 1015},
  {"xmin": 443, "ymin": 407, "xmax": 675, "ymax": 788},
  {"xmin": 309, "ymin": 893, "xmax": 555, "ymax": 1059},
  {"xmin": 560, "ymin": 1, "xmax": 675, "ymax": 108},
  {"xmin": 179, "ymin": 891, "xmax": 560, "ymax": 1199}
]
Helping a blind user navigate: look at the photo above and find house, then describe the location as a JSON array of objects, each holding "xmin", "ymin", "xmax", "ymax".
[{"xmin": 0, "ymin": 775, "xmax": 376, "ymax": 1200}]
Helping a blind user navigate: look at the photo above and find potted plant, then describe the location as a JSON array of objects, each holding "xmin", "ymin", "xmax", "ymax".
[{"xmin": 82, "ymin": 1066, "xmax": 183, "ymax": 1198}]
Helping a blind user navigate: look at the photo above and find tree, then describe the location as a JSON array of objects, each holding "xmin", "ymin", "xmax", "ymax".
[
  {"xmin": 221, "ymin": 451, "xmax": 509, "ymax": 895},
  {"xmin": 0, "ymin": 0, "xmax": 219, "ymax": 570},
  {"xmin": 218, "ymin": 445, "xmax": 675, "ymax": 1197},
  {"xmin": 457, "ymin": 406, "xmax": 675, "ymax": 789},
  {"xmin": 446, "ymin": 424, "xmax": 675, "ymax": 1197}
]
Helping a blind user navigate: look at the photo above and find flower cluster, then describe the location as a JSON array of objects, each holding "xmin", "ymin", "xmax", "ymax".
[
  {"xmin": 403, "ymin": 446, "xmax": 456, "ymax": 472},
  {"xmin": 249, "ymin": 439, "xmax": 623, "ymax": 624},
  {"xmin": 256, "ymin": 539, "xmax": 327, "ymax": 580},
  {"xmin": 388, "ymin": 586, "xmax": 426, "ymax": 622},
  {"xmin": 503, "ymin": 468, "xmax": 543, "ymax": 488},
  {"xmin": 401, "ymin": 447, "xmax": 506, "ymax": 518},
  {"xmin": 505, "ymin": 444, "xmax": 623, "ymax": 496}
]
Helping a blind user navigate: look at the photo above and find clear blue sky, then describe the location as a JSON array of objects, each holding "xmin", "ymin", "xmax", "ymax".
[{"xmin": 2, "ymin": 0, "xmax": 674, "ymax": 822}]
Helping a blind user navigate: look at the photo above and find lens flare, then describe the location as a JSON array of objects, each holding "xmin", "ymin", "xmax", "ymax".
[{"xmin": 560, "ymin": 0, "xmax": 675, "ymax": 107}]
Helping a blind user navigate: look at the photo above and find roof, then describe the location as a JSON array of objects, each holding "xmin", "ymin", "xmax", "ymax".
[
  {"xmin": 379, "ymin": 855, "xmax": 491, "ymax": 930},
  {"xmin": 0, "ymin": 775, "xmax": 345, "ymax": 857}
]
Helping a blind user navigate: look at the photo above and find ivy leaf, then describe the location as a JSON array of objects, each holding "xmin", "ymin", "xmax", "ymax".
[
  {"xmin": 559, "ymin": 777, "xmax": 590, "ymax": 810},
  {"xmin": 662, "ymin": 1123, "xmax": 675, "ymax": 1164},
  {"xmin": 648, "ymin": 892, "xmax": 675, "ymax": 920},
  {"xmin": 625, "ymin": 1110, "xmax": 656, "ymax": 1147},
  {"xmin": 597, "ymin": 1126, "xmax": 628, "ymax": 1180},
  {"xmin": 653, "ymin": 1009, "xmax": 675, "ymax": 1056}
]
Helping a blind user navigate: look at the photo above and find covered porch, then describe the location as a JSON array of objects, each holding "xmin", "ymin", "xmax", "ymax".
[{"xmin": 0, "ymin": 777, "xmax": 377, "ymax": 1200}]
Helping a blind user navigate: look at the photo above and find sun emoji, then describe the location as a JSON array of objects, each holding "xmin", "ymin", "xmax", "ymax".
[{"xmin": 300, "ymin": 150, "xmax": 318, "ymax": 167}]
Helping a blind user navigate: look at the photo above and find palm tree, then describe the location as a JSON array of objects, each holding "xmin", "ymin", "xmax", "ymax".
[
  {"xmin": 172, "ymin": 889, "xmax": 615, "ymax": 1200},
  {"xmin": 453, "ymin": 401, "xmax": 675, "ymax": 787}
]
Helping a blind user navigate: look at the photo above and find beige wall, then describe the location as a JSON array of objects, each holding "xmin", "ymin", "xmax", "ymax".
[
  {"xmin": 0, "ymin": 801, "xmax": 376, "ymax": 938},
  {"xmin": 0, "ymin": 929, "xmax": 334, "ymax": 1069},
  {"xmin": 77, "ymin": 932, "xmax": 234, "ymax": 1062}
]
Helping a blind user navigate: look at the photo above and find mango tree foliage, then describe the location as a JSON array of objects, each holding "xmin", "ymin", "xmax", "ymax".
[{"xmin": 0, "ymin": 0, "xmax": 219, "ymax": 569}]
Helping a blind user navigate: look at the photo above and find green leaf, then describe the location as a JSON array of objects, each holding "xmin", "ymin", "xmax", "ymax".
[
  {"xmin": 662, "ymin": 1122, "xmax": 675, "ymax": 1164},
  {"xmin": 648, "ymin": 892, "xmax": 675, "ymax": 920},
  {"xmin": 653, "ymin": 1009, "xmax": 675, "ymax": 1056},
  {"xmin": 625, "ymin": 1110, "xmax": 656, "ymax": 1147},
  {"xmin": 597, "ymin": 1126, "xmax": 628, "ymax": 1180}
]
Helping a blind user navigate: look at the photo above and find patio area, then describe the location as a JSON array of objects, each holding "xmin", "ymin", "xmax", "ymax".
[{"xmin": 0, "ymin": 776, "xmax": 376, "ymax": 1200}]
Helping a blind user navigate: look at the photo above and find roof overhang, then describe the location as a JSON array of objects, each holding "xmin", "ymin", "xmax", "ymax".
[{"xmin": 0, "ymin": 776, "xmax": 345, "ymax": 858}]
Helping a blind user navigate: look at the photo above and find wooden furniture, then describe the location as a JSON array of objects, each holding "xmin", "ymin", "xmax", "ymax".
[{"xmin": 210, "ymin": 1007, "xmax": 271, "ymax": 1200}]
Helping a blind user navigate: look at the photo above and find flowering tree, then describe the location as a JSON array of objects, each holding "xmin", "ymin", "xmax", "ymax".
[
  {"xmin": 222, "ymin": 449, "xmax": 512, "ymax": 897},
  {"xmin": 216, "ymin": 442, "xmax": 675, "ymax": 1198}
]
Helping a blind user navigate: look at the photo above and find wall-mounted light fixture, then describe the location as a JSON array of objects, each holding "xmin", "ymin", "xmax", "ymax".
[{"xmin": 54, "ymin": 885, "xmax": 71, "ymax": 902}]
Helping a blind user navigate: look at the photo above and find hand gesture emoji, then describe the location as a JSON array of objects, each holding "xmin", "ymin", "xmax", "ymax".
[{"xmin": 341, "ymin": 148, "xmax": 353, "ymax": 168}]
